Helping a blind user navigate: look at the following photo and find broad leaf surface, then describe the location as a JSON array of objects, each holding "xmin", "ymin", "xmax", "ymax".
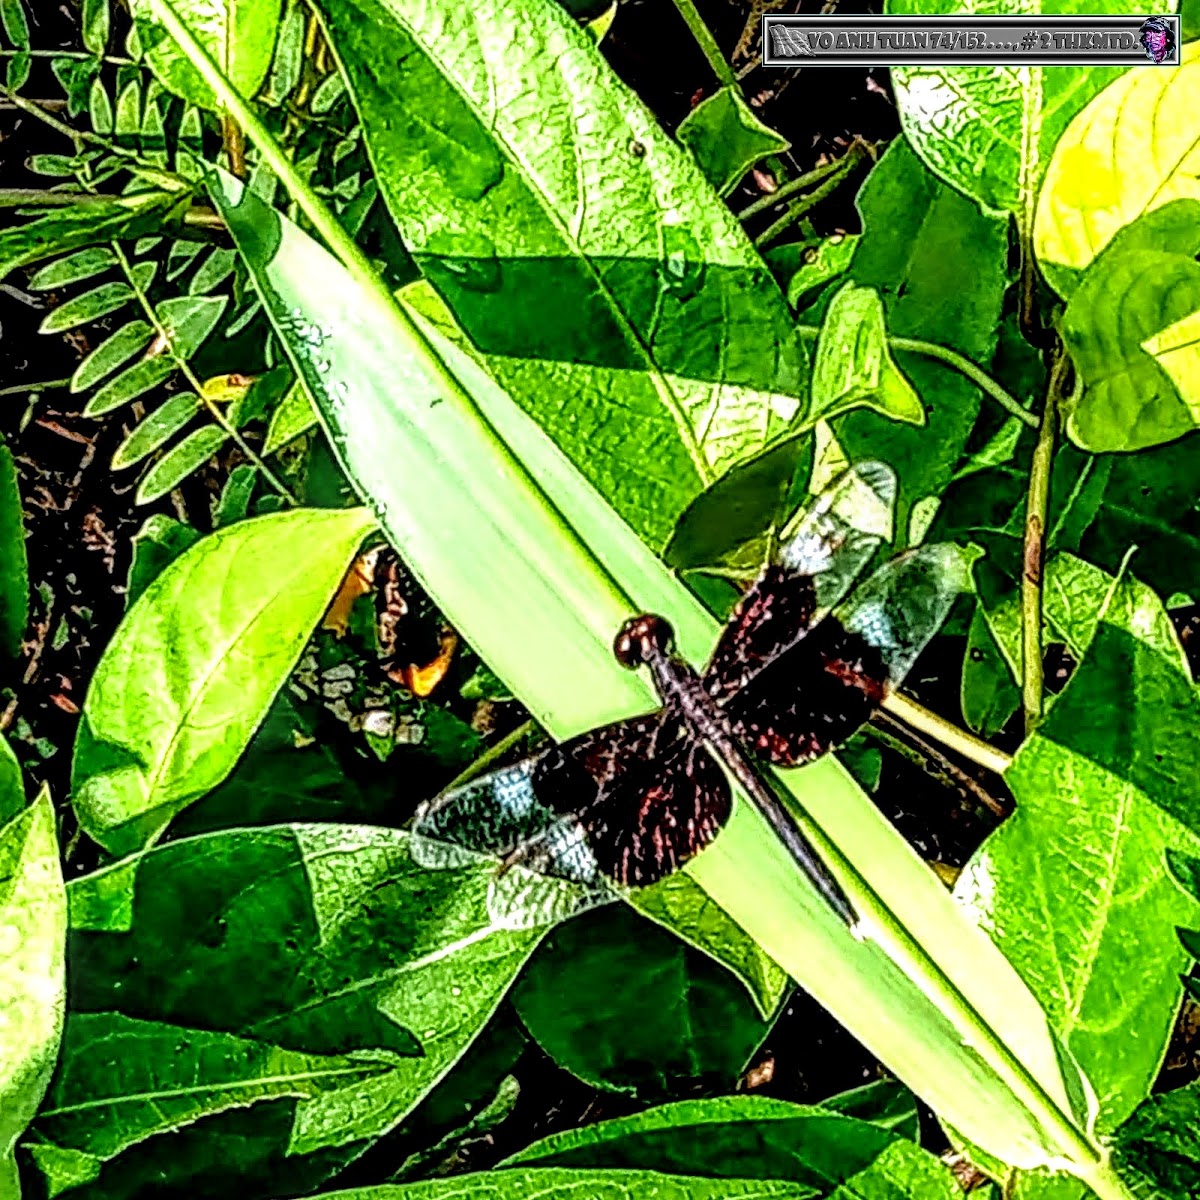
[
  {"xmin": 1036, "ymin": 37, "xmax": 1200, "ymax": 277},
  {"xmin": 71, "ymin": 506, "xmax": 377, "ymax": 854},
  {"xmin": 505, "ymin": 1094, "xmax": 961, "ymax": 1198},
  {"xmin": 29, "ymin": 825, "xmax": 544, "ymax": 1193},
  {"xmin": 957, "ymin": 577, "xmax": 1200, "ymax": 1133},
  {"xmin": 888, "ymin": 0, "xmax": 1175, "ymax": 228},
  {"xmin": 313, "ymin": 0, "xmax": 810, "ymax": 549},
  {"xmin": 1112, "ymin": 1080, "xmax": 1200, "ymax": 1198},
  {"xmin": 0, "ymin": 791, "xmax": 66, "ymax": 1198},
  {"xmin": 130, "ymin": 0, "xmax": 281, "ymax": 112}
]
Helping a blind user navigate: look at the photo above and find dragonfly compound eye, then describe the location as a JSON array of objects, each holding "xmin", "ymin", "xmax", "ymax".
[{"xmin": 614, "ymin": 614, "xmax": 674, "ymax": 667}]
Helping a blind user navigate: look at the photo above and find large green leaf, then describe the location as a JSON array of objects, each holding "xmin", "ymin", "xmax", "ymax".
[
  {"xmin": 206, "ymin": 170, "xmax": 1105, "ymax": 1183},
  {"xmin": 0, "ymin": 791, "xmax": 66, "ymax": 1198},
  {"xmin": 825, "ymin": 139, "xmax": 1009, "ymax": 540},
  {"xmin": 888, "ymin": 0, "xmax": 1175, "ymax": 231},
  {"xmin": 1059, "ymin": 202, "xmax": 1200, "ymax": 452},
  {"xmin": 27, "ymin": 824, "xmax": 544, "ymax": 1196},
  {"xmin": 312, "ymin": 0, "xmax": 809, "ymax": 549},
  {"xmin": 1112, "ymin": 1080, "xmax": 1200, "ymax": 1198},
  {"xmin": 0, "ymin": 434, "xmax": 27, "ymax": 658},
  {"xmin": 71, "ymin": 506, "xmax": 377, "ymax": 854},
  {"xmin": 957, "ymin": 576, "xmax": 1200, "ymax": 1135},
  {"xmin": 1036, "ymin": 37, "xmax": 1200, "ymax": 278},
  {"xmin": 130, "ymin": 0, "xmax": 282, "ymax": 111},
  {"xmin": 504, "ymin": 1094, "xmax": 961, "ymax": 1198}
]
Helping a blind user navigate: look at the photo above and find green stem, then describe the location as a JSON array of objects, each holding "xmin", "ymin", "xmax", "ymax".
[
  {"xmin": 795, "ymin": 324, "xmax": 1037, "ymax": 429},
  {"xmin": 0, "ymin": 378, "xmax": 70, "ymax": 397},
  {"xmin": 739, "ymin": 152, "xmax": 851, "ymax": 222},
  {"xmin": 441, "ymin": 719, "xmax": 538, "ymax": 794},
  {"xmin": 669, "ymin": 0, "xmax": 737, "ymax": 88},
  {"xmin": 0, "ymin": 47, "xmax": 134, "ymax": 66},
  {"xmin": 753, "ymin": 154, "xmax": 861, "ymax": 248},
  {"xmin": 882, "ymin": 693, "xmax": 1012, "ymax": 777},
  {"xmin": 146, "ymin": 0, "xmax": 640, "ymax": 622},
  {"xmin": 1020, "ymin": 347, "xmax": 1069, "ymax": 735}
]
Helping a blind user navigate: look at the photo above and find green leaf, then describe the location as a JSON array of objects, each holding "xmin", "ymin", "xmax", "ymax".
[
  {"xmin": 311, "ymin": 0, "xmax": 810, "ymax": 549},
  {"xmin": 84, "ymin": 354, "xmax": 177, "ymax": 417},
  {"xmin": 961, "ymin": 599, "xmax": 1018, "ymax": 739},
  {"xmin": 214, "ymin": 463, "xmax": 258, "ymax": 526},
  {"xmin": 1113, "ymin": 1080, "xmax": 1200, "ymax": 1198},
  {"xmin": 40, "ymin": 280, "xmax": 134, "ymax": 333},
  {"xmin": 188, "ymin": 244, "xmax": 237, "ymax": 295},
  {"xmin": 71, "ymin": 506, "xmax": 377, "ymax": 854},
  {"xmin": 888, "ymin": 0, "xmax": 1173, "ymax": 245},
  {"xmin": 0, "ymin": 0, "xmax": 29, "ymax": 47},
  {"xmin": 71, "ymin": 320, "xmax": 154, "ymax": 393},
  {"xmin": 31, "ymin": 823, "xmax": 547, "ymax": 1191},
  {"xmin": 111, "ymin": 391, "xmax": 203, "ymax": 467},
  {"xmin": 81, "ymin": 0, "xmax": 110, "ymax": 55},
  {"xmin": 1060, "ymin": 201, "xmax": 1200, "ymax": 453},
  {"xmin": 28, "ymin": 246, "xmax": 117, "ymax": 290},
  {"xmin": 1036, "ymin": 37, "xmax": 1199, "ymax": 279},
  {"xmin": 0, "ymin": 434, "xmax": 28, "ymax": 658},
  {"xmin": 512, "ymin": 905, "xmax": 770, "ymax": 1094},
  {"xmin": 957, "ymin": 576, "xmax": 1200, "ymax": 1133},
  {"xmin": 114, "ymin": 78, "xmax": 141, "ymax": 136},
  {"xmin": 0, "ymin": 732, "xmax": 22, "ymax": 826},
  {"xmin": 263, "ymin": 380, "xmax": 317, "ymax": 453},
  {"xmin": 0, "ymin": 791, "xmax": 66, "ymax": 1198},
  {"xmin": 129, "ymin": 0, "xmax": 282, "ymax": 111},
  {"xmin": 89, "ymin": 74, "xmax": 114, "ymax": 133},
  {"xmin": 675, "ymin": 85, "xmax": 790, "ymax": 198},
  {"xmin": 506, "ymin": 1094, "xmax": 961, "ymax": 1198},
  {"xmin": 811, "ymin": 281, "xmax": 925, "ymax": 428},
  {"xmin": 786, "ymin": 233, "xmax": 859, "ymax": 311},
  {"xmin": 209, "ymin": 169, "xmax": 1101, "ymax": 1177},
  {"xmin": 830, "ymin": 138, "xmax": 1008, "ymax": 541},
  {"xmin": 6, "ymin": 48, "xmax": 29, "ymax": 89},
  {"xmin": 125, "ymin": 514, "xmax": 202, "ymax": 607},
  {"xmin": 134, "ymin": 424, "xmax": 228, "ymax": 502}
]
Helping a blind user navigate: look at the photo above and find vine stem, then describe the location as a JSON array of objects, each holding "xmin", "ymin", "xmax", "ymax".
[
  {"xmin": 795, "ymin": 324, "xmax": 1037, "ymax": 428},
  {"xmin": 740, "ymin": 140, "xmax": 867, "ymax": 222},
  {"xmin": 669, "ymin": 0, "xmax": 738, "ymax": 88},
  {"xmin": 882, "ymin": 692, "xmax": 1012, "ymax": 777},
  {"xmin": 109, "ymin": 241, "xmax": 297, "ymax": 504},
  {"xmin": 1020, "ymin": 346, "xmax": 1071, "ymax": 735},
  {"xmin": 440, "ymin": 719, "xmax": 537, "ymax": 794},
  {"xmin": 753, "ymin": 151, "xmax": 864, "ymax": 248}
]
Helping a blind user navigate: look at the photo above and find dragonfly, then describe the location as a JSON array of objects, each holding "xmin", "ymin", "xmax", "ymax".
[{"xmin": 411, "ymin": 460, "xmax": 965, "ymax": 930}]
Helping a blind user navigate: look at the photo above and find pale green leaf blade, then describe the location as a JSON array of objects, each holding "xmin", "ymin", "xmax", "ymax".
[
  {"xmin": 111, "ymin": 391, "xmax": 203, "ymax": 467},
  {"xmin": 676, "ymin": 85, "xmax": 790, "ymax": 198},
  {"xmin": 129, "ymin": 0, "xmax": 282, "ymax": 111},
  {"xmin": 71, "ymin": 320, "xmax": 154, "ymax": 393},
  {"xmin": 1036, "ymin": 37, "xmax": 1200, "ymax": 277},
  {"xmin": 83, "ymin": 354, "xmax": 177, "ymax": 417},
  {"xmin": 957, "ymin": 577, "xmax": 1200, "ymax": 1134},
  {"xmin": 209, "ymin": 170, "xmax": 1095, "ymax": 1177},
  {"xmin": 71, "ymin": 506, "xmax": 378, "ymax": 854},
  {"xmin": 0, "ymin": 790, "xmax": 67, "ymax": 1196},
  {"xmin": 0, "ymin": 434, "xmax": 28, "ymax": 658},
  {"xmin": 134, "ymin": 424, "xmax": 228, "ymax": 502},
  {"xmin": 40, "ymin": 281, "xmax": 133, "ymax": 333},
  {"xmin": 313, "ymin": 0, "xmax": 809, "ymax": 548},
  {"xmin": 28, "ymin": 246, "xmax": 116, "ymax": 290}
]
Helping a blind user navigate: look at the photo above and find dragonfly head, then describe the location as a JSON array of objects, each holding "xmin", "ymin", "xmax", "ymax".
[{"xmin": 614, "ymin": 614, "xmax": 674, "ymax": 668}]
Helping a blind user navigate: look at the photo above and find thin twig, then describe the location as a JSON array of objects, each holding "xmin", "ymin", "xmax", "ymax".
[
  {"xmin": 753, "ymin": 151, "xmax": 864, "ymax": 248},
  {"xmin": 0, "ymin": 47, "xmax": 134, "ymax": 66},
  {"xmin": 739, "ymin": 149, "xmax": 855, "ymax": 222},
  {"xmin": 869, "ymin": 709, "xmax": 1010, "ymax": 819},
  {"xmin": 1020, "ymin": 346, "xmax": 1071, "ymax": 734},
  {"xmin": 0, "ymin": 378, "xmax": 70, "ymax": 397},
  {"xmin": 110, "ymin": 241, "xmax": 298, "ymax": 504},
  {"xmin": 882, "ymin": 692, "xmax": 1012, "ymax": 777},
  {"xmin": 670, "ymin": 0, "xmax": 738, "ymax": 88}
]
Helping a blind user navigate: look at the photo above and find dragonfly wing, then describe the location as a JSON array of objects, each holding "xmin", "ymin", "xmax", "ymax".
[
  {"xmin": 724, "ymin": 617, "xmax": 889, "ymax": 767},
  {"xmin": 834, "ymin": 542, "xmax": 969, "ymax": 687},
  {"xmin": 579, "ymin": 734, "xmax": 732, "ymax": 887},
  {"xmin": 704, "ymin": 460, "xmax": 896, "ymax": 704}
]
